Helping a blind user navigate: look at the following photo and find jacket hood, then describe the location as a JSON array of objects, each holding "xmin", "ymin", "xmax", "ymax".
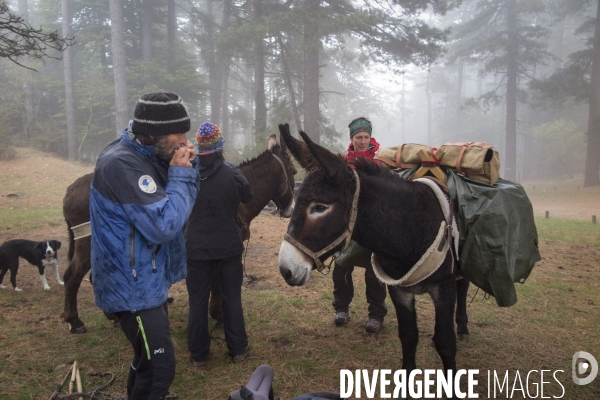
[{"xmin": 198, "ymin": 152, "xmax": 224, "ymax": 178}]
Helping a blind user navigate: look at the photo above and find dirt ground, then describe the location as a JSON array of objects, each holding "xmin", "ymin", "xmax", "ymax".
[{"xmin": 1, "ymin": 148, "xmax": 599, "ymax": 399}]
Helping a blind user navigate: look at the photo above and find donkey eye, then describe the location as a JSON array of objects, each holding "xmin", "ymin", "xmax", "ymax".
[{"xmin": 312, "ymin": 204, "xmax": 328, "ymax": 213}]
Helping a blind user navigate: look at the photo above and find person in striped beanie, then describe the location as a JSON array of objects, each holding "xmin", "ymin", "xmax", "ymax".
[
  {"xmin": 130, "ymin": 92, "xmax": 195, "ymax": 164},
  {"xmin": 90, "ymin": 92, "xmax": 199, "ymax": 399}
]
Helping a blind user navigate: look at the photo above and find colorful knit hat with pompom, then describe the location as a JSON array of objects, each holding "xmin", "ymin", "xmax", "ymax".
[{"xmin": 195, "ymin": 121, "xmax": 225, "ymax": 154}]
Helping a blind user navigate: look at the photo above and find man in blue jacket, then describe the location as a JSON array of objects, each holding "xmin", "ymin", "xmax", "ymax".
[{"xmin": 90, "ymin": 93, "xmax": 199, "ymax": 400}]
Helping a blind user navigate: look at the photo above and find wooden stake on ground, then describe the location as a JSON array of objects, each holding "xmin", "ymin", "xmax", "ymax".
[
  {"xmin": 545, "ymin": 211, "xmax": 549, "ymax": 219},
  {"xmin": 69, "ymin": 361, "xmax": 77, "ymax": 394},
  {"xmin": 593, "ymin": 215, "xmax": 597, "ymax": 224},
  {"xmin": 76, "ymin": 366, "xmax": 83, "ymax": 400}
]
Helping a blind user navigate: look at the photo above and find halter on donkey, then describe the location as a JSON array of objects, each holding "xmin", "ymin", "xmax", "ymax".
[{"xmin": 277, "ymin": 124, "xmax": 466, "ymax": 399}]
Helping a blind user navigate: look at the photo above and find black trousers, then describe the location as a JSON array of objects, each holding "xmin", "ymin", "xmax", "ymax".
[
  {"xmin": 332, "ymin": 262, "xmax": 388, "ymax": 321},
  {"xmin": 117, "ymin": 303, "xmax": 175, "ymax": 400},
  {"xmin": 187, "ymin": 255, "xmax": 248, "ymax": 362}
]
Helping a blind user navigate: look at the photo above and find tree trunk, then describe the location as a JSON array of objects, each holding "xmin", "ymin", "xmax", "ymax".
[
  {"xmin": 302, "ymin": 0, "xmax": 320, "ymax": 143},
  {"xmin": 253, "ymin": 0, "xmax": 267, "ymax": 139},
  {"xmin": 279, "ymin": 36, "xmax": 302, "ymax": 132},
  {"xmin": 206, "ymin": 0, "xmax": 222, "ymax": 125},
  {"xmin": 19, "ymin": 0, "xmax": 34, "ymax": 140},
  {"xmin": 426, "ymin": 73, "xmax": 432, "ymax": 145},
  {"xmin": 401, "ymin": 72, "xmax": 406, "ymax": 143},
  {"xmin": 504, "ymin": 0, "xmax": 518, "ymax": 181},
  {"xmin": 167, "ymin": 0, "xmax": 176, "ymax": 73},
  {"xmin": 62, "ymin": 0, "xmax": 77, "ymax": 160},
  {"xmin": 456, "ymin": 60, "xmax": 464, "ymax": 140},
  {"xmin": 477, "ymin": 61, "xmax": 483, "ymax": 98},
  {"xmin": 585, "ymin": 0, "xmax": 600, "ymax": 186},
  {"xmin": 244, "ymin": 64, "xmax": 253, "ymax": 146},
  {"xmin": 222, "ymin": 71, "xmax": 230, "ymax": 146},
  {"xmin": 141, "ymin": 0, "xmax": 153, "ymax": 62},
  {"xmin": 553, "ymin": 20, "xmax": 564, "ymax": 71},
  {"xmin": 109, "ymin": 0, "xmax": 129, "ymax": 137},
  {"xmin": 221, "ymin": 0, "xmax": 232, "ymax": 143},
  {"xmin": 99, "ymin": 42, "xmax": 107, "ymax": 67}
]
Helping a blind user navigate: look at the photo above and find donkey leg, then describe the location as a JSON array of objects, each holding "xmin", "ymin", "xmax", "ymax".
[
  {"xmin": 455, "ymin": 278, "xmax": 470, "ymax": 341},
  {"xmin": 388, "ymin": 286, "xmax": 418, "ymax": 372},
  {"xmin": 61, "ymin": 239, "xmax": 91, "ymax": 334},
  {"xmin": 209, "ymin": 268, "xmax": 223, "ymax": 323},
  {"xmin": 430, "ymin": 279, "xmax": 458, "ymax": 399}
]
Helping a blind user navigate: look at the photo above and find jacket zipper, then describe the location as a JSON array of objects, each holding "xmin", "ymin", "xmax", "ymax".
[
  {"xmin": 130, "ymin": 225, "xmax": 137, "ymax": 281},
  {"xmin": 151, "ymin": 244, "xmax": 161, "ymax": 273}
]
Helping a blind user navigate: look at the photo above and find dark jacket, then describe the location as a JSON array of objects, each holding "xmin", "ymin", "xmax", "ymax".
[
  {"xmin": 185, "ymin": 152, "xmax": 252, "ymax": 260},
  {"xmin": 90, "ymin": 130, "xmax": 200, "ymax": 313}
]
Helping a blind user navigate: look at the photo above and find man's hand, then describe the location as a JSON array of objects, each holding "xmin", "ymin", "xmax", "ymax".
[{"xmin": 170, "ymin": 141, "xmax": 195, "ymax": 167}]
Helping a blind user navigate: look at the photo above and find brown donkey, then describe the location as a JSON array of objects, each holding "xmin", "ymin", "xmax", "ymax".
[{"xmin": 62, "ymin": 134, "xmax": 296, "ymax": 333}]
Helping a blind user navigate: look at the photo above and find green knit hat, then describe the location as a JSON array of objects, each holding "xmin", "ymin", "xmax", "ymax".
[{"xmin": 348, "ymin": 117, "xmax": 372, "ymax": 138}]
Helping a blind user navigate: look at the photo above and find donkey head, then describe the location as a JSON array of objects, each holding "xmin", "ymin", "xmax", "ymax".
[
  {"xmin": 267, "ymin": 133, "xmax": 297, "ymax": 218},
  {"xmin": 277, "ymin": 124, "xmax": 357, "ymax": 286}
]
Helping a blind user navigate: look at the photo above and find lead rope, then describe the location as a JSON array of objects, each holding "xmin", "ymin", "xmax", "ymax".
[
  {"xmin": 468, "ymin": 287, "xmax": 479, "ymax": 307},
  {"xmin": 242, "ymin": 235, "xmax": 252, "ymax": 282},
  {"xmin": 51, "ymin": 370, "xmax": 127, "ymax": 400}
]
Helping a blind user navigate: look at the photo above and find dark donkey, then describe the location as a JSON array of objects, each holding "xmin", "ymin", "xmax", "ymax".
[
  {"xmin": 277, "ymin": 124, "xmax": 468, "ymax": 399},
  {"xmin": 62, "ymin": 134, "xmax": 296, "ymax": 333}
]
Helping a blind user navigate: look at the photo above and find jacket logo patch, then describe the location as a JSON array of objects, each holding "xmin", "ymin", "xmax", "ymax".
[
  {"xmin": 154, "ymin": 348, "xmax": 164, "ymax": 354},
  {"xmin": 139, "ymin": 175, "xmax": 157, "ymax": 194}
]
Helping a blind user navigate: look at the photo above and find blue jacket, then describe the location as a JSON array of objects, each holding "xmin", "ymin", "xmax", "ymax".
[{"xmin": 90, "ymin": 131, "xmax": 200, "ymax": 313}]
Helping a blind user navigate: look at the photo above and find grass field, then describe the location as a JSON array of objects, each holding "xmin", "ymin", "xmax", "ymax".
[{"xmin": 0, "ymin": 149, "xmax": 599, "ymax": 399}]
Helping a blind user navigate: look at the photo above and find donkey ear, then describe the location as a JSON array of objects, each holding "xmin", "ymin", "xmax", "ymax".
[
  {"xmin": 267, "ymin": 134, "xmax": 278, "ymax": 152},
  {"xmin": 298, "ymin": 131, "xmax": 347, "ymax": 180},
  {"xmin": 278, "ymin": 124, "xmax": 312, "ymax": 169}
]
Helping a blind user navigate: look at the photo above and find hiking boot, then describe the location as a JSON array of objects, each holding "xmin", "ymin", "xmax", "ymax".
[
  {"xmin": 365, "ymin": 318, "xmax": 382, "ymax": 333},
  {"xmin": 232, "ymin": 345, "xmax": 251, "ymax": 363},
  {"xmin": 334, "ymin": 312, "xmax": 351, "ymax": 326},
  {"xmin": 191, "ymin": 354, "xmax": 208, "ymax": 367}
]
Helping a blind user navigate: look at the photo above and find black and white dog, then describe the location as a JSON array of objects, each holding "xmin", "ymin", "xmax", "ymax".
[{"xmin": 0, "ymin": 239, "xmax": 63, "ymax": 291}]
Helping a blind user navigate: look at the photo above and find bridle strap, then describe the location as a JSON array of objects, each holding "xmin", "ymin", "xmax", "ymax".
[
  {"xmin": 283, "ymin": 168, "xmax": 361, "ymax": 272},
  {"xmin": 271, "ymin": 153, "xmax": 294, "ymax": 216}
]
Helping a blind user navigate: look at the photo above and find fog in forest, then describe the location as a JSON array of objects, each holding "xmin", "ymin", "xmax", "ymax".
[{"xmin": 1, "ymin": 0, "xmax": 598, "ymax": 184}]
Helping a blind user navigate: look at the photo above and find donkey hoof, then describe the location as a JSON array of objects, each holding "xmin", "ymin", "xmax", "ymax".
[
  {"xmin": 69, "ymin": 323, "xmax": 87, "ymax": 334},
  {"xmin": 458, "ymin": 333, "xmax": 469, "ymax": 341}
]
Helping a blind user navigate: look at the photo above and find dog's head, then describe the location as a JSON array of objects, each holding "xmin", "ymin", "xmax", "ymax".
[{"xmin": 40, "ymin": 240, "xmax": 61, "ymax": 257}]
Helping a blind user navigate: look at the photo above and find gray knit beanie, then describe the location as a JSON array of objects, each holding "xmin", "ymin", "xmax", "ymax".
[{"xmin": 131, "ymin": 93, "xmax": 191, "ymax": 136}]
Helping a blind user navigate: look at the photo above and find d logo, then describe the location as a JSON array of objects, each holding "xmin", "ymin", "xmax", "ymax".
[{"xmin": 572, "ymin": 351, "xmax": 598, "ymax": 385}]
